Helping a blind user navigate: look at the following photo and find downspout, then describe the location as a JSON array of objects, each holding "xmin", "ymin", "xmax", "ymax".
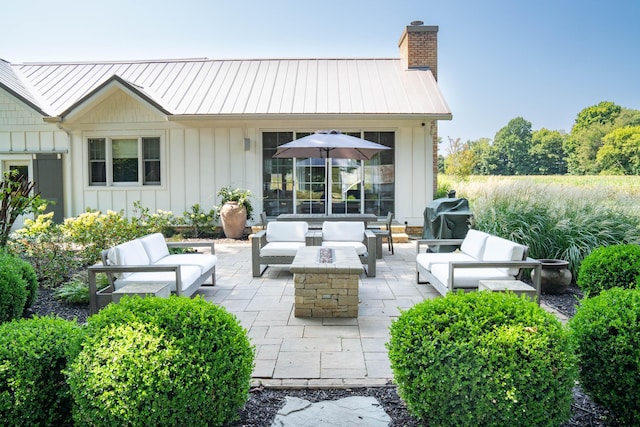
[{"xmin": 52, "ymin": 118, "xmax": 74, "ymax": 220}]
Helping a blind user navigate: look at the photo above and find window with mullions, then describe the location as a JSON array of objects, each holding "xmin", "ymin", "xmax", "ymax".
[{"xmin": 88, "ymin": 137, "xmax": 161, "ymax": 186}]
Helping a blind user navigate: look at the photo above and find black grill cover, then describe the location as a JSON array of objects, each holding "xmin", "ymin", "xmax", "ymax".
[{"xmin": 422, "ymin": 197, "xmax": 472, "ymax": 252}]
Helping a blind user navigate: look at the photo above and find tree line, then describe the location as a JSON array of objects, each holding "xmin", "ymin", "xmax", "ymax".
[{"xmin": 441, "ymin": 101, "xmax": 640, "ymax": 176}]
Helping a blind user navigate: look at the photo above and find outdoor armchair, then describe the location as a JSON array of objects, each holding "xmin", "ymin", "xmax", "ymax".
[
  {"xmin": 318, "ymin": 221, "xmax": 377, "ymax": 277},
  {"xmin": 252, "ymin": 221, "xmax": 310, "ymax": 276}
]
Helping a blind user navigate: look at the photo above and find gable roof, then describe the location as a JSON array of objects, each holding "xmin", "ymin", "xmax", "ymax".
[
  {"xmin": 4, "ymin": 58, "xmax": 452, "ymax": 120},
  {"xmin": 0, "ymin": 59, "xmax": 48, "ymax": 115}
]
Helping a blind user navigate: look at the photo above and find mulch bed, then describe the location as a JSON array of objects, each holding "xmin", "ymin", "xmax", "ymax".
[{"xmin": 28, "ymin": 257, "xmax": 612, "ymax": 426}]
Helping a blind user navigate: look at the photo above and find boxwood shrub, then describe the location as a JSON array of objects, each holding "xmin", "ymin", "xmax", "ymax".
[
  {"xmin": 387, "ymin": 291, "xmax": 577, "ymax": 427},
  {"xmin": 0, "ymin": 316, "xmax": 84, "ymax": 426},
  {"xmin": 0, "ymin": 250, "xmax": 29, "ymax": 322},
  {"xmin": 68, "ymin": 296, "xmax": 254, "ymax": 427},
  {"xmin": 569, "ymin": 287, "xmax": 640, "ymax": 425},
  {"xmin": 576, "ymin": 244, "xmax": 640, "ymax": 296}
]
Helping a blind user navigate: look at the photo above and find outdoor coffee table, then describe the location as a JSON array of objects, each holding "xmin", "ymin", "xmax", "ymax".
[
  {"xmin": 478, "ymin": 279, "xmax": 538, "ymax": 303},
  {"xmin": 290, "ymin": 246, "xmax": 364, "ymax": 318}
]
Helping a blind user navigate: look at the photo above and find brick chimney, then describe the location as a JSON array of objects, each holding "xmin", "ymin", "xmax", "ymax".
[
  {"xmin": 398, "ymin": 21, "xmax": 439, "ymax": 80},
  {"xmin": 399, "ymin": 21, "xmax": 441, "ymax": 196}
]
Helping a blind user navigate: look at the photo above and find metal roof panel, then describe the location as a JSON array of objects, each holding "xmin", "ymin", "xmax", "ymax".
[{"xmin": 4, "ymin": 58, "xmax": 451, "ymax": 118}]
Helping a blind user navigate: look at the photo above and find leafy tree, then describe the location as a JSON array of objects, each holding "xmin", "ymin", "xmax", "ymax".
[
  {"xmin": 0, "ymin": 170, "xmax": 46, "ymax": 247},
  {"xmin": 469, "ymin": 138, "xmax": 494, "ymax": 175},
  {"xmin": 492, "ymin": 117, "xmax": 533, "ymax": 175},
  {"xmin": 596, "ymin": 125, "xmax": 640, "ymax": 174},
  {"xmin": 572, "ymin": 101, "xmax": 622, "ymax": 133},
  {"xmin": 564, "ymin": 102, "xmax": 630, "ymax": 174},
  {"xmin": 444, "ymin": 137, "xmax": 476, "ymax": 178},
  {"xmin": 530, "ymin": 128, "xmax": 568, "ymax": 174}
]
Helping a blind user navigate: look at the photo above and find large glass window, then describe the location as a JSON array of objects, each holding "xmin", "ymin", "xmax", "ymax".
[
  {"xmin": 88, "ymin": 137, "xmax": 161, "ymax": 186},
  {"xmin": 262, "ymin": 131, "xmax": 394, "ymax": 217}
]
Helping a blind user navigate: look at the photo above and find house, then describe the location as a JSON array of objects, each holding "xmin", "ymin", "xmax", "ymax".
[{"xmin": 0, "ymin": 22, "xmax": 451, "ymax": 227}]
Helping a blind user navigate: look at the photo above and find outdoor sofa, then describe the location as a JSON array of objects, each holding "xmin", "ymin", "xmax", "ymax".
[
  {"xmin": 252, "ymin": 221, "xmax": 311, "ymax": 277},
  {"xmin": 312, "ymin": 221, "xmax": 377, "ymax": 277},
  {"xmin": 416, "ymin": 229, "xmax": 541, "ymax": 297},
  {"xmin": 88, "ymin": 233, "xmax": 217, "ymax": 313}
]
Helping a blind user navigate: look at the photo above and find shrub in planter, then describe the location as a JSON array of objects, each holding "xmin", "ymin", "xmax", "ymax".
[
  {"xmin": 387, "ymin": 291, "xmax": 577, "ymax": 427},
  {"xmin": 576, "ymin": 244, "xmax": 640, "ymax": 297},
  {"xmin": 0, "ymin": 316, "xmax": 83, "ymax": 426},
  {"xmin": 569, "ymin": 287, "xmax": 640, "ymax": 425},
  {"xmin": 0, "ymin": 251, "xmax": 28, "ymax": 322},
  {"xmin": 69, "ymin": 296, "xmax": 254, "ymax": 427}
]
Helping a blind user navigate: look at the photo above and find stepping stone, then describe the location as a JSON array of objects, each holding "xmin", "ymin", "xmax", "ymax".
[{"xmin": 271, "ymin": 396, "xmax": 390, "ymax": 426}]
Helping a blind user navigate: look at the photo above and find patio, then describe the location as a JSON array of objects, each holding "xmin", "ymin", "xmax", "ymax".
[{"xmin": 194, "ymin": 240, "xmax": 438, "ymax": 388}]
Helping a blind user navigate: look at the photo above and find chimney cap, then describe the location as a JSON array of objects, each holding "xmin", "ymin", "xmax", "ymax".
[{"xmin": 410, "ymin": 20, "xmax": 424, "ymax": 26}]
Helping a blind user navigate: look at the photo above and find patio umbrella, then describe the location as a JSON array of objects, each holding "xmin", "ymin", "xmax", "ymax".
[
  {"xmin": 272, "ymin": 130, "xmax": 390, "ymax": 212},
  {"xmin": 272, "ymin": 130, "xmax": 390, "ymax": 161}
]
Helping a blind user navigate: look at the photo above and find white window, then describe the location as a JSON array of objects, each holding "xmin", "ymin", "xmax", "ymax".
[{"xmin": 88, "ymin": 137, "xmax": 161, "ymax": 186}]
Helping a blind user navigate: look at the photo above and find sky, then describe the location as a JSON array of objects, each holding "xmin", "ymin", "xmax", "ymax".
[{"xmin": 3, "ymin": 0, "xmax": 640, "ymax": 145}]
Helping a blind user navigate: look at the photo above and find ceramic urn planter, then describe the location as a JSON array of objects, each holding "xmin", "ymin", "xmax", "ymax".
[
  {"xmin": 219, "ymin": 201, "xmax": 247, "ymax": 239},
  {"xmin": 533, "ymin": 259, "xmax": 572, "ymax": 294}
]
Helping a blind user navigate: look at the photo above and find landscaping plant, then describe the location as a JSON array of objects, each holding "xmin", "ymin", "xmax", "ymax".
[
  {"xmin": 0, "ymin": 316, "xmax": 83, "ymax": 426},
  {"xmin": 569, "ymin": 287, "xmax": 640, "ymax": 425},
  {"xmin": 576, "ymin": 243, "xmax": 640, "ymax": 296},
  {"xmin": 387, "ymin": 291, "xmax": 577, "ymax": 427},
  {"xmin": 68, "ymin": 296, "xmax": 254, "ymax": 427},
  {"xmin": 0, "ymin": 250, "xmax": 33, "ymax": 322},
  {"xmin": 454, "ymin": 178, "xmax": 640, "ymax": 278}
]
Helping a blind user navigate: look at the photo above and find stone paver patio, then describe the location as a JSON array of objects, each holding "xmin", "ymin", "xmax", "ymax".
[{"xmin": 195, "ymin": 240, "xmax": 439, "ymax": 388}]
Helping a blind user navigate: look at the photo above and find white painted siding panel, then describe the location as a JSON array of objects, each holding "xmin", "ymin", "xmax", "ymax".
[
  {"xmin": 198, "ymin": 129, "xmax": 216, "ymax": 205},
  {"xmin": 183, "ymin": 128, "xmax": 201, "ymax": 208},
  {"xmin": 169, "ymin": 128, "xmax": 186, "ymax": 213}
]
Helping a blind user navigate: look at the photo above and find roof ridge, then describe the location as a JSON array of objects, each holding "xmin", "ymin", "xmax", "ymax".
[{"xmin": 11, "ymin": 57, "xmax": 401, "ymax": 66}]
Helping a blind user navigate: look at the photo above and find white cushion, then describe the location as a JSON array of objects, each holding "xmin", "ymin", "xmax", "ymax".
[
  {"xmin": 261, "ymin": 242, "xmax": 305, "ymax": 257},
  {"xmin": 107, "ymin": 240, "xmax": 150, "ymax": 278},
  {"xmin": 114, "ymin": 264, "xmax": 201, "ymax": 293},
  {"xmin": 416, "ymin": 252, "xmax": 475, "ymax": 271},
  {"xmin": 322, "ymin": 241, "xmax": 367, "ymax": 256},
  {"xmin": 153, "ymin": 254, "xmax": 217, "ymax": 275},
  {"xmin": 266, "ymin": 222, "xmax": 308, "ymax": 242},
  {"xmin": 482, "ymin": 236, "xmax": 526, "ymax": 275},
  {"xmin": 460, "ymin": 229, "xmax": 490, "ymax": 259},
  {"xmin": 322, "ymin": 222, "xmax": 364, "ymax": 242},
  {"xmin": 138, "ymin": 233, "xmax": 170, "ymax": 264},
  {"xmin": 431, "ymin": 263, "xmax": 514, "ymax": 289}
]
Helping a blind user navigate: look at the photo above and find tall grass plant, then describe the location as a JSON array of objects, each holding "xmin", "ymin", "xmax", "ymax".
[{"xmin": 441, "ymin": 176, "xmax": 640, "ymax": 277}]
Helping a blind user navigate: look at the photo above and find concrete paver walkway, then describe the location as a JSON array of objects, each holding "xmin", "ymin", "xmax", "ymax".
[{"xmin": 195, "ymin": 241, "xmax": 439, "ymax": 387}]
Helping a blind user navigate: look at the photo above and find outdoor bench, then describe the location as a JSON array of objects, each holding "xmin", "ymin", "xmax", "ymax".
[
  {"xmin": 88, "ymin": 233, "xmax": 217, "ymax": 313},
  {"xmin": 416, "ymin": 229, "xmax": 541, "ymax": 298}
]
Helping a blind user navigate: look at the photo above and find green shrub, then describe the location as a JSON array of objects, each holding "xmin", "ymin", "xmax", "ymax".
[
  {"xmin": 10, "ymin": 212, "xmax": 81, "ymax": 288},
  {"xmin": 387, "ymin": 291, "xmax": 577, "ymax": 427},
  {"xmin": 576, "ymin": 244, "xmax": 640, "ymax": 296},
  {"xmin": 0, "ymin": 316, "xmax": 83, "ymax": 426},
  {"xmin": 0, "ymin": 251, "xmax": 29, "ymax": 322},
  {"xmin": 69, "ymin": 296, "xmax": 254, "ymax": 426},
  {"xmin": 569, "ymin": 287, "xmax": 640, "ymax": 425},
  {"xmin": 15, "ymin": 256, "xmax": 38, "ymax": 309}
]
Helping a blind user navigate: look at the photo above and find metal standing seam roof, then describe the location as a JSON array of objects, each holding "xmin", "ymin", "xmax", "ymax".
[{"xmin": 4, "ymin": 58, "xmax": 452, "ymax": 119}]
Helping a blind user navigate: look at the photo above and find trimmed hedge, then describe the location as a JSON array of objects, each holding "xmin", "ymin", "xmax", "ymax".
[
  {"xmin": 0, "ymin": 316, "xmax": 84, "ymax": 426},
  {"xmin": 387, "ymin": 291, "xmax": 577, "ymax": 427},
  {"xmin": 0, "ymin": 251, "xmax": 28, "ymax": 322},
  {"xmin": 577, "ymin": 244, "xmax": 640, "ymax": 296},
  {"xmin": 569, "ymin": 287, "xmax": 640, "ymax": 425},
  {"xmin": 68, "ymin": 296, "xmax": 254, "ymax": 426}
]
